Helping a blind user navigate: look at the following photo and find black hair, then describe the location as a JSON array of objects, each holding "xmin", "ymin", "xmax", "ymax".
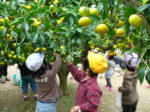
[
  {"xmin": 108, "ymin": 56, "xmax": 114, "ymax": 60},
  {"xmin": 33, "ymin": 59, "xmax": 52, "ymax": 78},
  {"xmin": 82, "ymin": 57, "xmax": 98, "ymax": 77},
  {"xmin": 125, "ymin": 63, "xmax": 135, "ymax": 72}
]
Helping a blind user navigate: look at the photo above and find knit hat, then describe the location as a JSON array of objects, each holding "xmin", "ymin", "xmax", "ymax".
[
  {"xmin": 125, "ymin": 52, "xmax": 139, "ymax": 69},
  {"xmin": 26, "ymin": 52, "xmax": 44, "ymax": 71},
  {"xmin": 87, "ymin": 51, "xmax": 108, "ymax": 74}
]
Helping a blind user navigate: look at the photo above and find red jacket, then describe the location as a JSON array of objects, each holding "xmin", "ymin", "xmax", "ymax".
[{"xmin": 68, "ymin": 64, "xmax": 102, "ymax": 112}]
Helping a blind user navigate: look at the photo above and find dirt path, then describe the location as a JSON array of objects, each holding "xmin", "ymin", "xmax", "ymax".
[{"xmin": 0, "ymin": 65, "xmax": 150, "ymax": 112}]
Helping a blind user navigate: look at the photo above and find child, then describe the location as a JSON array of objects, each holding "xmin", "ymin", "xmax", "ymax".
[
  {"xmin": 18, "ymin": 63, "xmax": 38, "ymax": 101},
  {"xmin": 118, "ymin": 53, "xmax": 139, "ymax": 112},
  {"xmin": 104, "ymin": 52, "xmax": 115, "ymax": 91},
  {"xmin": 26, "ymin": 53, "xmax": 62, "ymax": 112},
  {"xmin": 68, "ymin": 51, "xmax": 108, "ymax": 112}
]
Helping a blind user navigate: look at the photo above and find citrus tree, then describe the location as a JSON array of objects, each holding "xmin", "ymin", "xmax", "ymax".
[{"xmin": 0, "ymin": 0, "xmax": 150, "ymax": 94}]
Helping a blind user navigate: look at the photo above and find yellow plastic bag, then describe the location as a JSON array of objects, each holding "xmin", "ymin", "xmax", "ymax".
[{"xmin": 88, "ymin": 51, "xmax": 108, "ymax": 74}]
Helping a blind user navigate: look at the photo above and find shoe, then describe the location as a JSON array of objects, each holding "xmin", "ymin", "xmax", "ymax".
[
  {"xmin": 23, "ymin": 96, "xmax": 29, "ymax": 101},
  {"xmin": 0, "ymin": 79, "xmax": 5, "ymax": 83},
  {"xmin": 108, "ymin": 87, "xmax": 114, "ymax": 91},
  {"xmin": 104, "ymin": 85, "xmax": 109, "ymax": 89},
  {"xmin": 146, "ymin": 86, "xmax": 150, "ymax": 88},
  {"xmin": 5, "ymin": 77, "xmax": 10, "ymax": 81}
]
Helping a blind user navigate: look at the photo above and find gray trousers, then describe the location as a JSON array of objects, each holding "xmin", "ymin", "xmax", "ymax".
[{"xmin": 106, "ymin": 78, "xmax": 112, "ymax": 87}]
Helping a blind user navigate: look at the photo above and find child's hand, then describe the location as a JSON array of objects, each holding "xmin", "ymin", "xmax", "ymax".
[
  {"xmin": 71, "ymin": 106, "xmax": 80, "ymax": 112},
  {"xmin": 118, "ymin": 87, "xmax": 122, "ymax": 92}
]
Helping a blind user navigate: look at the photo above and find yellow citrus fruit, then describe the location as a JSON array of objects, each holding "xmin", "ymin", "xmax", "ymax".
[
  {"xmin": 6, "ymin": 34, "xmax": 11, "ymax": 37},
  {"xmin": 13, "ymin": 43, "xmax": 17, "ymax": 47},
  {"xmin": 0, "ymin": 61, "xmax": 5, "ymax": 65},
  {"xmin": 125, "ymin": 45, "xmax": 129, "ymax": 49},
  {"xmin": 33, "ymin": 18, "xmax": 38, "ymax": 22},
  {"xmin": 6, "ymin": 2, "xmax": 10, "ymax": 4},
  {"xmin": 4, "ymin": 17, "xmax": 9, "ymax": 21},
  {"xmin": 34, "ymin": 48, "xmax": 40, "ymax": 52},
  {"xmin": 60, "ymin": 45, "xmax": 65, "ymax": 49},
  {"xmin": 13, "ymin": 55, "xmax": 17, "ymax": 59},
  {"xmin": 0, "ymin": 26, "xmax": 5, "ymax": 30},
  {"xmin": 21, "ymin": 57, "xmax": 26, "ymax": 62},
  {"xmin": 10, "ymin": 25, "xmax": 15, "ymax": 29},
  {"xmin": 143, "ymin": 0, "xmax": 148, "ymax": 4},
  {"xmin": 113, "ymin": 45, "xmax": 117, "ymax": 49},
  {"xmin": 0, "ymin": 18, "xmax": 5, "ymax": 24},
  {"xmin": 33, "ymin": 21, "xmax": 41, "ymax": 26},
  {"xmin": 116, "ymin": 28, "xmax": 126, "ymax": 36},
  {"xmin": 117, "ymin": 43, "xmax": 122, "ymax": 48},
  {"xmin": 95, "ymin": 24, "xmax": 109, "ymax": 34},
  {"xmin": 117, "ymin": 21, "xmax": 125, "ymax": 26},
  {"xmin": 57, "ymin": 20, "xmax": 62, "ymax": 24},
  {"xmin": 60, "ymin": 17, "xmax": 65, "ymax": 21},
  {"xmin": 35, "ymin": 0, "xmax": 38, "ymax": 3},
  {"xmin": 1, "ymin": 51, "xmax": 5, "ymax": 56},
  {"xmin": 54, "ymin": 0, "xmax": 59, "ymax": 4},
  {"xmin": 78, "ymin": 17, "xmax": 92, "ymax": 27},
  {"xmin": 11, "ymin": 51, "xmax": 15, "ymax": 54},
  {"xmin": 42, "ymin": 47, "xmax": 47, "ymax": 52},
  {"xmin": 8, "ymin": 54, "xmax": 13, "ymax": 58},
  {"xmin": 79, "ymin": 6, "xmax": 89, "ymax": 16},
  {"xmin": 89, "ymin": 8, "xmax": 99, "ymax": 16},
  {"xmin": 129, "ymin": 14, "xmax": 142, "ymax": 27},
  {"xmin": 25, "ymin": 5, "xmax": 32, "ymax": 10}
]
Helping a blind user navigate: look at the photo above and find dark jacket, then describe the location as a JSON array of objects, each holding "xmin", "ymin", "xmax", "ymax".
[
  {"xmin": 114, "ymin": 56, "xmax": 126, "ymax": 69},
  {"xmin": 18, "ymin": 64, "xmax": 33, "ymax": 76},
  {"xmin": 119, "ymin": 71, "xmax": 139, "ymax": 105}
]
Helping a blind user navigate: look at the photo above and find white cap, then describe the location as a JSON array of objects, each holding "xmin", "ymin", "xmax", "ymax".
[{"xmin": 26, "ymin": 53, "xmax": 44, "ymax": 71}]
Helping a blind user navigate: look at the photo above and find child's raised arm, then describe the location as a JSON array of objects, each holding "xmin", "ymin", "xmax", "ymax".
[{"xmin": 68, "ymin": 64, "xmax": 86, "ymax": 83}]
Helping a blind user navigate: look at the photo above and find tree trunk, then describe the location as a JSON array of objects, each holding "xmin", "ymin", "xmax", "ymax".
[{"xmin": 58, "ymin": 61, "xmax": 70, "ymax": 95}]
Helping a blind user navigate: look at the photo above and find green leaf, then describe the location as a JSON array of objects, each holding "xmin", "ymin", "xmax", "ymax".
[
  {"xmin": 0, "ymin": 28, "xmax": 7, "ymax": 38},
  {"xmin": 32, "ymin": 33, "xmax": 39, "ymax": 43},
  {"xmin": 146, "ymin": 68, "xmax": 150, "ymax": 84},
  {"xmin": 137, "ymin": 4, "xmax": 150, "ymax": 12},
  {"xmin": 77, "ymin": 28, "xmax": 83, "ymax": 33},
  {"xmin": 10, "ymin": 17, "xmax": 24, "ymax": 25},
  {"xmin": 16, "ymin": 46, "xmax": 20, "ymax": 57},
  {"xmin": 17, "ymin": 0, "xmax": 25, "ymax": 3},
  {"xmin": 138, "ymin": 62, "xmax": 147, "ymax": 84},
  {"xmin": 124, "ymin": 7, "xmax": 137, "ymax": 18},
  {"xmin": 69, "ymin": 16, "xmax": 74, "ymax": 26},
  {"xmin": 11, "ymin": 31, "xmax": 18, "ymax": 41},
  {"xmin": 38, "ymin": 35, "xmax": 45, "ymax": 46},
  {"xmin": 24, "ymin": 22, "xmax": 29, "ymax": 31}
]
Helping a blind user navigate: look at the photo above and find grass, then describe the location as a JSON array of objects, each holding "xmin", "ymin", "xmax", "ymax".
[
  {"xmin": 57, "ymin": 83, "xmax": 76, "ymax": 112},
  {"xmin": 0, "ymin": 83, "xmax": 76, "ymax": 112},
  {"xmin": 1, "ymin": 82, "xmax": 150, "ymax": 112}
]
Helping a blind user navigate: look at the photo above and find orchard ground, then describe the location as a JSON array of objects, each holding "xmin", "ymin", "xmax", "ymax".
[{"xmin": 0, "ymin": 65, "xmax": 150, "ymax": 112}]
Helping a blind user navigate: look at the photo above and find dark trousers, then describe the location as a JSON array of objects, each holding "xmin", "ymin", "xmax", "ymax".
[
  {"xmin": 106, "ymin": 78, "xmax": 112, "ymax": 87},
  {"xmin": 21, "ymin": 75, "xmax": 38, "ymax": 94},
  {"xmin": 123, "ymin": 100, "xmax": 138, "ymax": 112},
  {"xmin": 0, "ymin": 64, "xmax": 7, "ymax": 78}
]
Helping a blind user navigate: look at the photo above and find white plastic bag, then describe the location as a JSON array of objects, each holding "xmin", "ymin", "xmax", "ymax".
[
  {"xmin": 115, "ymin": 92, "xmax": 123, "ymax": 112},
  {"xmin": 16, "ymin": 72, "xmax": 21, "ymax": 83}
]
